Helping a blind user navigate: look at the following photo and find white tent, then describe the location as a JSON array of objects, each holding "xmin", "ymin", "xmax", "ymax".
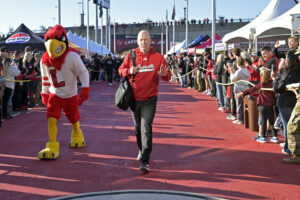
[
  {"xmin": 256, "ymin": 3, "xmax": 300, "ymax": 38},
  {"xmin": 222, "ymin": 0, "xmax": 296, "ymax": 43},
  {"xmin": 67, "ymin": 31, "xmax": 113, "ymax": 56},
  {"xmin": 165, "ymin": 40, "xmax": 186, "ymax": 56}
]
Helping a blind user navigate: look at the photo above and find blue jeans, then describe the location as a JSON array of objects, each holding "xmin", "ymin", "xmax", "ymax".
[
  {"xmin": 181, "ymin": 76, "xmax": 187, "ymax": 87},
  {"xmin": 216, "ymin": 83, "xmax": 225, "ymax": 107},
  {"xmin": 278, "ymin": 106, "xmax": 294, "ymax": 153}
]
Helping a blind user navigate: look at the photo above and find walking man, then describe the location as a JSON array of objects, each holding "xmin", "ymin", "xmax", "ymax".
[{"xmin": 119, "ymin": 30, "xmax": 171, "ymax": 172}]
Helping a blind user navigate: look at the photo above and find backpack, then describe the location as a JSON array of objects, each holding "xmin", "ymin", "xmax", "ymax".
[{"xmin": 115, "ymin": 50, "xmax": 136, "ymax": 111}]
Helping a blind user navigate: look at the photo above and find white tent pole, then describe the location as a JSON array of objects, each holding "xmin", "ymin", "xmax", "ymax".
[
  {"xmin": 101, "ymin": 10, "xmax": 103, "ymax": 55},
  {"xmin": 166, "ymin": 18, "xmax": 169, "ymax": 54},
  {"xmin": 172, "ymin": 0, "xmax": 176, "ymax": 54},
  {"xmin": 173, "ymin": 21, "xmax": 175, "ymax": 54}
]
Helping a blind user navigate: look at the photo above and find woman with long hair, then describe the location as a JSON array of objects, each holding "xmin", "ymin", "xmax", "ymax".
[{"xmin": 273, "ymin": 50, "xmax": 300, "ymax": 154}]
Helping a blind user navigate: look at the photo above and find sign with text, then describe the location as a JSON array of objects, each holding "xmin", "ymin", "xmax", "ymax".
[{"xmin": 113, "ymin": 34, "xmax": 165, "ymax": 53}]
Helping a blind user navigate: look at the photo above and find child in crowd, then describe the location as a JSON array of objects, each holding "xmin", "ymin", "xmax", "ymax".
[
  {"xmin": 230, "ymin": 57, "xmax": 250, "ymax": 124},
  {"xmin": 237, "ymin": 67, "xmax": 278, "ymax": 143}
]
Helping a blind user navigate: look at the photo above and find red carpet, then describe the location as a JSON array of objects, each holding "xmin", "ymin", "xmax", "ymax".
[{"xmin": 0, "ymin": 81, "xmax": 299, "ymax": 200}]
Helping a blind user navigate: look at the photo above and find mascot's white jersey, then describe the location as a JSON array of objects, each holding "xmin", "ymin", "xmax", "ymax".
[{"xmin": 41, "ymin": 51, "xmax": 89, "ymax": 98}]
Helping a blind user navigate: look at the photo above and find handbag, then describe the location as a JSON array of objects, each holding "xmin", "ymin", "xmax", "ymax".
[{"xmin": 115, "ymin": 50, "xmax": 136, "ymax": 111}]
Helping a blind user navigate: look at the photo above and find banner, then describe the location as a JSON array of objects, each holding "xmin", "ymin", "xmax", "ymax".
[{"xmin": 113, "ymin": 34, "xmax": 165, "ymax": 53}]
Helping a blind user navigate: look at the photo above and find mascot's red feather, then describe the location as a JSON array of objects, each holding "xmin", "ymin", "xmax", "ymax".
[{"xmin": 38, "ymin": 25, "xmax": 90, "ymax": 160}]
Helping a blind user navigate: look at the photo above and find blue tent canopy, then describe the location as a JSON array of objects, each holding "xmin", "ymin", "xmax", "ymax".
[
  {"xmin": 189, "ymin": 35, "xmax": 210, "ymax": 48},
  {"xmin": 187, "ymin": 35, "xmax": 203, "ymax": 48}
]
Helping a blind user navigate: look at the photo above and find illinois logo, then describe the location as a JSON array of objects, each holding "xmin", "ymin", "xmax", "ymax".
[{"xmin": 6, "ymin": 32, "xmax": 30, "ymax": 44}]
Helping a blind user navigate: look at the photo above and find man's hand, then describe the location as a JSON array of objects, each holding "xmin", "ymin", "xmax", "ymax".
[
  {"xmin": 236, "ymin": 92, "xmax": 243, "ymax": 98},
  {"xmin": 129, "ymin": 66, "xmax": 138, "ymax": 74},
  {"xmin": 271, "ymin": 70, "xmax": 279, "ymax": 80},
  {"xmin": 157, "ymin": 64, "xmax": 169, "ymax": 77}
]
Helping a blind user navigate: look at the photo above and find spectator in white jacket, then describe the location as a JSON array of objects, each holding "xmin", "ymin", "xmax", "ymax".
[
  {"xmin": 1, "ymin": 50, "xmax": 20, "ymax": 119},
  {"xmin": 230, "ymin": 57, "xmax": 250, "ymax": 124}
]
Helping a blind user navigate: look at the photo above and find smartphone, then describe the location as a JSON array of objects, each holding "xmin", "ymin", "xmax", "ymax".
[{"xmin": 279, "ymin": 40, "xmax": 286, "ymax": 45}]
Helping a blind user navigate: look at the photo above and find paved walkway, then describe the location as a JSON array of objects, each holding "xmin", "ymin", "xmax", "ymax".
[{"xmin": 0, "ymin": 81, "xmax": 300, "ymax": 200}]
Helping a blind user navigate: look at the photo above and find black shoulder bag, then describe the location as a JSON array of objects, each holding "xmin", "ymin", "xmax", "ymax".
[{"xmin": 115, "ymin": 50, "xmax": 136, "ymax": 111}]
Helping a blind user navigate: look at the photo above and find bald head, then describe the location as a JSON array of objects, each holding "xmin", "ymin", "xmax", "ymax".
[{"xmin": 137, "ymin": 30, "xmax": 152, "ymax": 54}]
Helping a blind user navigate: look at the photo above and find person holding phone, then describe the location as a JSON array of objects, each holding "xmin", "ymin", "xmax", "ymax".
[{"xmin": 274, "ymin": 36, "xmax": 299, "ymax": 59}]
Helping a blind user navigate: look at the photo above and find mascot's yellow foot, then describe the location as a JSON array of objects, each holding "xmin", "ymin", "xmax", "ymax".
[
  {"xmin": 38, "ymin": 142, "xmax": 59, "ymax": 160},
  {"xmin": 69, "ymin": 129, "xmax": 86, "ymax": 148}
]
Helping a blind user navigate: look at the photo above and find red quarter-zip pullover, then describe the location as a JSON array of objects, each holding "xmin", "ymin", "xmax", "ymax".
[{"xmin": 119, "ymin": 47, "xmax": 171, "ymax": 101}]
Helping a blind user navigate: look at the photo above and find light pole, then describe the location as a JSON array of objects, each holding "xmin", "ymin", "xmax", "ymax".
[
  {"xmin": 185, "ymin": 0, "xmax": 188, "ymax": 49},
  {"xmin": 77, "ymin": 1, "xmax": 82, "ymax": 26},
  {"xmin": 58, "ymin": 0, "xmax": 61, "ymax": 25},
  {"xmin": 86, "ymin": 0, "xmax": 89, "ymax": 58},
  {"xmin": 212, "ymin": 0, "xmax": 216, "ymax": 60}
]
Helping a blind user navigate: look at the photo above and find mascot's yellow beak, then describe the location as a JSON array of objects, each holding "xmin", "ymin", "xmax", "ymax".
[{"xmin": 45, "ymin": 39, "xmax": 67, "ymax": 58}]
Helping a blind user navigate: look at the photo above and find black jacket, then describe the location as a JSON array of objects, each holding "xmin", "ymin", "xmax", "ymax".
[{"xmin": 273, "ymin": 69, "xmax": 300, "ymax": 108}]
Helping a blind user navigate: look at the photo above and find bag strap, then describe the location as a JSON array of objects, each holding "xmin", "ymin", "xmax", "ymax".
[
  {"xmin": 130, "ymin": 50, "xmax": 136, "ymax": 67},
  {"xmin": 130, "ymin": 49, "xmax": 136, "ymax": 83}
]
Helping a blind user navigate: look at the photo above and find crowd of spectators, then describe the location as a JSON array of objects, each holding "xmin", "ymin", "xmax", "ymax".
[
  {"xmin": 166, "ymin": 36, "xmax": 300, "ymax": 163},
  {"xmin": 117, "ymin": 17, "xmax": 248, "ymax": 29},
  {"xmin": 0, "ymin": 46, "xmax": 42, "ymax": 120},
  {"xmin": 0, "ymin": 45, "xmax": 123, "ymax": 123}
]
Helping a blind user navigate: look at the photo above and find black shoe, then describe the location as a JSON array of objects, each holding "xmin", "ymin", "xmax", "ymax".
[
  {"xmin": 4, "ymin": 114, "xmax": 13, "ymax": 119},
  {"xmin": 137, "ymin": 151, "xmax": 142, "ymax": 161},
  {"xmin": 252, "ymin": 136, "xmax": 259, "ymax": 140},
  {"xmin": 139, "ymin": 162, "xmax": 150, "ymax": 173}
]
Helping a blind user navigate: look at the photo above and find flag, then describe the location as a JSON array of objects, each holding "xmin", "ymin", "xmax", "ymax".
[
  {"xmin": 171, "ymin": 2, "xmax": 175, "ymax": 20},
  {"xmin": 99, "ymin": 0, "xmax": 103, "ymax": 18}
]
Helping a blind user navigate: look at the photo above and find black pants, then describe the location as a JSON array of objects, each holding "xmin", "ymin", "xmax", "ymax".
[
  {"xmin": 91, "ymin": 71, "xmax": 99, "ymax": 81},
  {"xmin": 131, "ymin": 96, "xmax": 157, "ymax": 164},
  {"xmin": 2, "ymin": 87, "xmax": 12, "ymax": 118},
  {"xmin": 209, "ymin": 76, "xmax": 216, "ymax": 97},
  {"xmin": 12, "ymin": 83, "xmax": 21, "ymax": 110},
  {"xmin": 20, "ymin": 83, "xmax": 29, "ymax": 108},
  {"xmin": 230, "ymin": 85, "xmax": 236, "ymax": 115},
  {"xmin": 188, "ymin": 73, "xmax": 194, "ymax": 88},
  {"xmin": 259, "ymin": 105, "xmax": 277, "ymax": 138},
  {"xmin": 107, "ymin": 69, "xmax": 113, "ymax": 84}
]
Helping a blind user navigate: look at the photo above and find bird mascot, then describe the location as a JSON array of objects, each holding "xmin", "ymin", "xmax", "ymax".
[{"xmin": 38, "ymin": 25, "xmax": 90, "ymax": 160}]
